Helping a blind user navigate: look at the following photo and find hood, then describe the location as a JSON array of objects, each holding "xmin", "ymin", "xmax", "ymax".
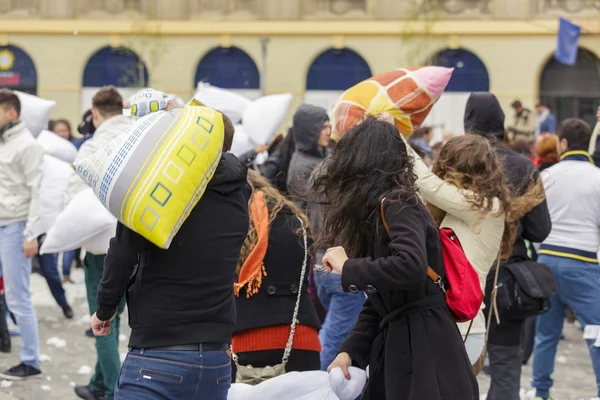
[
  {"xmin": 464, "ymin": 92, "xmax": 506, "ymax": 141},
  {"xmin": 208, "ymin": 152, "xmax": 249, "ymax": 194},
  {"xmin": 292, "ymin": 104, "xmax": 328, "ymax": 157}
]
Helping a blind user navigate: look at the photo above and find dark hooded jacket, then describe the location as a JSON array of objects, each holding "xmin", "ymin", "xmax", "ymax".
[
  {"xmin": 96, "ymin": 153, "xmax": 251, "ymax": 348},
  {"xmin": 464, "ymin": 92, "xmax": 551, "ymax": 264},
  {"xmin": 286, "ymin": 104, "xmax": 328, "ymax": 208}
]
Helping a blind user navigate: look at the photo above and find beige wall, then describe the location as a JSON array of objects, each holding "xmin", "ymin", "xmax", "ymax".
[{"xmin": 6, "ymin": 32, "xmax": 599, "ymax": 131}]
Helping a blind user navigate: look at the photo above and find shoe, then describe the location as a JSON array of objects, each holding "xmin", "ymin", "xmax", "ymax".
[
  {"xmin": 0, "ymin": 363, "xmax": 41, "ymax": 380},
  {"xmin": 62, "ymin": 275, "xmax": 74, "ymax": 284},
  {"xmin": 62, "ymin": 304, "xmax": 74, "ymax": 319},
  {"xmin": 74, "ymin": 384, "xmax": 105, "ymax": 400},
  {"xmin": 85, "ymin": 328, "xmax": 94, "ymax": 338}
]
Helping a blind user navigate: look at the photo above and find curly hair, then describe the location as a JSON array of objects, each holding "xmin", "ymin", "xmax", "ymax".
[
  {"xmin": 431, "ymin": 135, "xmax": 546, "ymax": 260},
  {"xmin": 313, "ymin": 117, "xmax": 418, "ymax": 259},
  {"xmin": 236, "ymin": 170, "xmax": 309, "ymax": 276}
]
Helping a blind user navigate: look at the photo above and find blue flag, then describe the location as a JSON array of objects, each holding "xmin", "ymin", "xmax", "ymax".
[{"xmin": 555, "ymin": 18, "xmax": 580, "ymax": 66}]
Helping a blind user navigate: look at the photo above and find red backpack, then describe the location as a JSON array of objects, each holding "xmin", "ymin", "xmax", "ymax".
[{"xmin": 380, "ymin": 199, "xmax": 483, "ymax": 323}]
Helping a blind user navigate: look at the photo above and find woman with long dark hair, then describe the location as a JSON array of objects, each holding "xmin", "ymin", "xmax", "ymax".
[
  {"xmin": 317, "ymin": 118, "xmax": 478, "ymax": 400},
  {"xmin": 231, "ymin": 170, "xmax": 321, "ymax": 383}
]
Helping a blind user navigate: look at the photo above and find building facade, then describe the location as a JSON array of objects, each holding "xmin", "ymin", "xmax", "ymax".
[{"xmin": 1, "ymin": 0, "xmax": 599, "ymax": 131}]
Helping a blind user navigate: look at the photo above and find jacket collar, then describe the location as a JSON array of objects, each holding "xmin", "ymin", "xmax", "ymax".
[
  {"xmin": 560, "ymin": 150, "xmax": 593, "ymax": 164},
  {"xmin": 0, "ymin": 121, "xmax": 25, "ymax": 142}
]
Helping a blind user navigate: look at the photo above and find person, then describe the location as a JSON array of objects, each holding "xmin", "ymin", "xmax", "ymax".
[
  {"xmin": 409, "ymin": 126, "xmax": 433, "ymax": 158},
  {"xmin": 533, "ymin": 134, "xmax": 559, "ymax": 171},
  {"xmin": 535, "ymin": 104, "xmax": 557, "ymax": 135},
  {"xmin": 319, "ymin": 117, "xmax": 478, "ymax": 400},
  {"xmin": 73, "ymin": 109, "xmax": 96, "ymax": 150},
  {"xmin": 51, "ymin": 119, "xmax": 73, "ymax": 141},
  {"xmin": 34, "ymin": 244, "xmax": 73, "ymax": 319},
  {"xmin": 533, "ymin": 118, "xmax": 600, "ymax": 400},
  {"xmin": 261, "ymin": 129, "xmax": 295, "ymax": 194},
  {"xmin": 0, "ymin": 276, "xmax": 9, "ymax": 353},
  {"xmin": 508, "ymin": 100, "xmax": 535, "ymax": 143},
  {"xmin": 238, "ymin": 143, "xmax": 270, "ymax": 169},
  {"xmin": 0, "ymin": 89, "xmax": 43, "ymax": 380},
  {"xmin": 68, "ymin": 87, "xmax": 132, "ymax": 400},
  {"xmin": 286, "ymin": 104, "xmax": 331, "ymax": 209},
  {"xmin": 465, "ymin": 92, "xmax": 552, "ymax": 400},
  {"xmin": 231, "ymin": 170, "xmax": 321, "ymax": 379},
  {"xmin": 90, "ymin": 113, "xmax": 251, "ymax": 400}
]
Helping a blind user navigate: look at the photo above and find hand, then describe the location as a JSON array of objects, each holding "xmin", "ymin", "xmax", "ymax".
[
  {"xmin": 328, "ymin": 352, "xmax": 353, "ymax": 379},
  {"xmin": 322, "ymin": 246, "xmax": 348, "ymax": 274},
  {"xmin": 254, "ymin": 144, "xmax": 269, "ymax": 154},
  {"xmin": 23, "ymin": 239, "xmax": 38, "ymax": 258},
  {"xmin": 90, "ymin": 312, "xmax": 115, "ymax": 337}
]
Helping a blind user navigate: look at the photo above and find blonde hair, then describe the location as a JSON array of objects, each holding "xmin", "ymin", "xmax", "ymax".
[{"xmin": 236, "ymin": 170, "xmax": 309, "ymax": 275}]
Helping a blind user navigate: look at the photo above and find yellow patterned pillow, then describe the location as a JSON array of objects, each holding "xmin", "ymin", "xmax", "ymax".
[{"xmin": 73, "ymin": 105, "xmax": 224, "ymax": 249}]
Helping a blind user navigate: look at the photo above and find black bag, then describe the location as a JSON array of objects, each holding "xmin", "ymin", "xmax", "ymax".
[{"xmin": 495, "ymin": 261, "xmax": 557, "ymax": 320}]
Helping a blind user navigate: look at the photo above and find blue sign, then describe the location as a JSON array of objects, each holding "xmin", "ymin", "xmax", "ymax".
[
  {"xmin": 0, "ymin": 45, "xmax": 37, "ymax": 94},
  {"xmin": 555, "ymin": 18, "xmax": 581, "ymax": 66}
]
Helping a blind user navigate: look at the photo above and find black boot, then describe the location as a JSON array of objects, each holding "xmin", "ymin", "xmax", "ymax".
[{"xmin": 0, "ymin": 294, "xmax": 11, "ymax": 353}]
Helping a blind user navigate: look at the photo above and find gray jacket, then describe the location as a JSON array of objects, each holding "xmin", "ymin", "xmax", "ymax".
[{"xmin": 286, "ymin": 104, "xmax": 328, "ymax": 210}]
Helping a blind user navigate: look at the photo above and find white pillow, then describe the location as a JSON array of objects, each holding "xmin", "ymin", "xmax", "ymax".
[
  {"xmin": 230, "ymin": 124, "xmax": 255, "ymax": 157},
  {"xmin": 14, "ymin": 91, "xmax": 56, "ymax": 137},
  {"xmin": 39, "ymin": 155, "xmax": 73, "ymax": 233},
  {"xmin": 194, "ymin": 83, "xmax": 252, "ymax": 124},
  {"xmin": 40, "ymin": 188, "xmax": 117, "ymax": 255},
  {"xmin": 227, "ymin": 367, "xmax": 366, "ymax": 400},
  {"xmin": 37, "ymin": 130, "xmax": 78, "ymax": 163},
  {"xmin": 82, "ymin": 227, "xmax": 117, "ymax": 255},
  {"xmin": 242, "ymin": 93, "xmax": 293, "ymax": 146}
]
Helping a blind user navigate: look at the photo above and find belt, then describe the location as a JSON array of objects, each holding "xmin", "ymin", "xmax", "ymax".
[{"xmin": 133, "ymin": 343, "xmax": 229, "ymax": 352}]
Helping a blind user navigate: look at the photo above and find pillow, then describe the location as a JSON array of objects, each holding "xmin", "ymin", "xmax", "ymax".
[
  {"xmin": 128, "ymin": 88, "xmax": 170, "ymax": 117},
  {"xmin": 37, "ymin": 130, "xmax": 78, "ymax": 163},
  {"xmin": 242, "ymin": 93, "xmax": 293, "ymax": 145},
  {"xmin": 40, "ymin": 188, "xmax": 117, "ymax": 255},
  {"xmin": 331, "ymin": 66, "xmax": 453, "ymax": 138},
  {"xmin": 72, "ymin": 105, "xmax": 225, "ymax": 249},
  {"xmin": 194, "ymin": 83, "xmax": 252, "ymax": 124},
  {"xmin": 39, "ymin": 155, "xmax": 73, "ymax": 233},
  {"xmin": 230, "ymin": 124, "xmax": 255, "ymax": 157},
  {"xmin": 227, "ymin": 367, "xmax": 366, "ymax": 400},
  {"xmin": 14, "ymin": 91, "xmax": 56, "ymax": 137}
]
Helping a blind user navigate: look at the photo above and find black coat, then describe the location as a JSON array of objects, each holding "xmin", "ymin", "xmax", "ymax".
[
  {"xmin": 338, "ymin": 197, "xmax": 478, "ymax": 400},
  {"xmin": 234, "ymin": 207, "xmax": 321, "ymax": 333}
]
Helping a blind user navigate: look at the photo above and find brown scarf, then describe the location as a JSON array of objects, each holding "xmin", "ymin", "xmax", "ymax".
[{"xmin": 234, "ymin": 191, "xmax": 269, "ymax": 298}]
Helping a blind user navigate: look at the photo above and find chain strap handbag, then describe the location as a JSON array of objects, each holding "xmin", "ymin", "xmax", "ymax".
[{"xmin": 231, "ymin": 217, "xmax": 308, "ymax": 385}]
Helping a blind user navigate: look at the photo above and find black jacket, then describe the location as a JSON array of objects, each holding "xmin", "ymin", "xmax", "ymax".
[
  {"xmin": 465, "ymin": 92, "xmax": 552, "ymax": 263},
  {"xmin": 96, "ymin": 153, "xmax": 251, "ymax": 348},
  {"xmin": 234, "ymin": 207, "xmax": 320, "ymax": 333},
  {"xmin": 339, "ymin": 197, "xmax": 478, "ymax": 400}
]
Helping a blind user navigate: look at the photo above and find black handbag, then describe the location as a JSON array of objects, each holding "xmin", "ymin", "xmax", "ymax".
[{"xmin": 495, "ymin": 260, "xmax": 557, "ymax": 320}]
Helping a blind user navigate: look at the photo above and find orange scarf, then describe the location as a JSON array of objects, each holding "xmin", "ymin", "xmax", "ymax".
[{"xmin": 234, "ymin": 191, "xmax": 269, "ymax": 298}]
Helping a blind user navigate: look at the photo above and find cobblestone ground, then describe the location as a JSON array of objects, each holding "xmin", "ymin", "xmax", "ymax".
[{"xmin": 1, "ymin": 269, "xmax": 597, "ymax": 399}]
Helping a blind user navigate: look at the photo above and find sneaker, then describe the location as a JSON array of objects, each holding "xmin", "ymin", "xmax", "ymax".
[
  {"xmin": 62, "ymin": 304, "xmax": 74, "ymax": 319},
  {"xmin": 0, "ymin": 363, "xmax": 41, "ymax": 380},
  {"xmin": 74, "ymin": 384, "xmax": 105, "ymax": 400}
]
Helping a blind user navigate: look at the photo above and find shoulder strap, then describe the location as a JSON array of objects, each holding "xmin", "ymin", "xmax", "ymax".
[{"xmin": 379, "ymin": 198, "xmax": 443, "ymax": 290}]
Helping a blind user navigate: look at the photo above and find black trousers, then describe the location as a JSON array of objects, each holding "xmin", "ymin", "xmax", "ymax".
[{"xmin": 231, "ymin": 349, "xmax": 320, "ymax": 382}]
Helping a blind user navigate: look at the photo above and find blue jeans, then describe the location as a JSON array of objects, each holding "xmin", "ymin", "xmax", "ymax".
[
  {"xmin": 115, "ymin": 347, "xmax": 231, "ymax": 399},
  {"xmin": 532, "ymin": 255, "xmax": 600, "ymax": 398},
  {"xmin": 0, "ymin": 222, "xmax": 40, "ymax": 369},
  {"xmin": 315, "ymin": 271, "xmax": 365, "ymax": 371},
  {"xmin": 62, "ymin": 250, "xmax": 75, "ymax": 277},
  {"xmin": 38, "ymin": 252, "xmax": 68, "ymax": 308}
]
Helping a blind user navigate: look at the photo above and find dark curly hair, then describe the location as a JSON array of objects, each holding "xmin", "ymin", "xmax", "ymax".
[{"xmin": 313, "ymin": 117, "xmax": 418, "ymax": 258}]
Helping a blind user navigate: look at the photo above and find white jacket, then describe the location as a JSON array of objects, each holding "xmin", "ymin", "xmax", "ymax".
[
  {"xmin": 0, "ymin": 122, "xmax": 44, "ymax": 240},
  {"xmin": 64, "ymin": 115, "xmax": 133, "ymax": 206},
  {"xmin": 408, "ymin": 145, "xmax": 505, "ymax": 335}
]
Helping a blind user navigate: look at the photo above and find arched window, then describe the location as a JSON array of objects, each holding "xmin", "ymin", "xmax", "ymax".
[
  {"xmin": 195, "ymin": 46, "xmax": 260, "ymax": 90},
  {"xmin": 306, "ymin": 48, "xmax": 371, "ymax": 91},
  {"xmin": 0, "ymin": 44, "xmax": 37, "ymax": 95},
  {"xmin": 81, "ymin": 46, "xmax": 148, "ymax": 113},
  {"xmin": 83, "ymin": 46, "xmax": 148, "ymax": 88},
  {"xmin": 430, "ymin": 48, "xmax": 490, "ymax": 92},
  {"xmin": 540, "ymin": 48, "xmax": 600, "ymax": 127},
  {"xmin": 305, "ymin": 47, "xmax": 371, "ymax": 110}
]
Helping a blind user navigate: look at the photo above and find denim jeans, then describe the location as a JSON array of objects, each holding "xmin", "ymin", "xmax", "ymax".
[
  {"xmin": 532, "ymin": 255, "xmax": 600, "ymax": 398},
  {"xmin": 315, "ymin": 270, "xmax": 365, "ymax": 371},
  {"xmin": 61, "ymin": 250, "xmax": 75, "ymax": 277},
  {"xmin": 38, "ymin": 252, "xmax": 68, "ymax": 308},
  {"xmin": 0, "ymin": 221, "xmax": 40, "ymax": 369},
  {"xmin": 115, "ymin": 347, "xmax": 231, "ymax": 400}
]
